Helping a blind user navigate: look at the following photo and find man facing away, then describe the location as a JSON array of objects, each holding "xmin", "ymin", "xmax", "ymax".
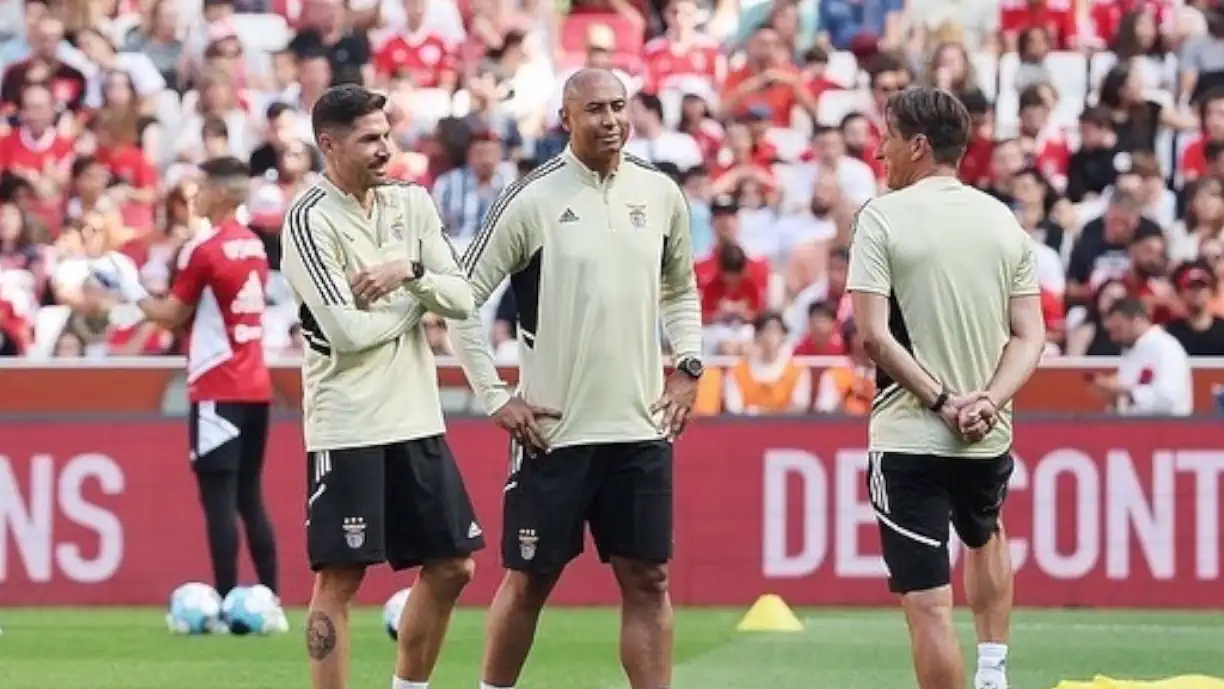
[
  {"xmin": 279, "ymin": 84, "xmax": 484, "ymax": 689},
  {"xmin": 92, "ymin": 156, "xmax": 280, "ymax": 601},
  {"xmin": 846, "ymin": 86, "xmax": 1047, "ymax": 689},
  {"xmin": 447, "ymin": 67, "xmax": 704, "ymax": 689}
]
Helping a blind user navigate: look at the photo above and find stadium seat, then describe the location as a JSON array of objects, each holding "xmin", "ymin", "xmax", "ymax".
[
  {"xmin": 232, "ymin": 13, "xmax": 292, "ymax": 53},
  {"xmin": 971, "ymin": 52, "xmax": 998, "ymax": 101},
  {"xmin": 1045, "ymin": 51, "xmax": 1089, "ymax": 127},
  {"xmin": 560, "ymin": 13, "xmax": 644, "ymax": 56},
  {"xmin": 825, "ymin": 51, "xmax": 860, "ymax": 89},
  {"xmin": 1089, "ymin": 51, "xmax": 1118, "ymax": 93},
  {"xmin": 769, "ymin": 126, "xmax": 810, "ymax": 162},
  {"xmin": 816, "ymin": 90, "xmax": 870, "ymax": 126}
]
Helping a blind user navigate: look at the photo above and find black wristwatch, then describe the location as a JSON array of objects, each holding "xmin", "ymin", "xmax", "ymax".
[
  {"xmin": 929, "ymin": 388, "xmax": 950, "ymax": 412},
  {"xmin": 408, "ymin": 260, "xmax": 425, "ymax": 281},
  {"xmin": 676, "ymin": 357, "xmax": 704, "ymax": 380}
]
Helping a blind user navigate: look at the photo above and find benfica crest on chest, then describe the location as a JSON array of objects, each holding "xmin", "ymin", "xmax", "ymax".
[{"xmin": 628, "ymin": 204, "xmax": 647, "ymax": 229}]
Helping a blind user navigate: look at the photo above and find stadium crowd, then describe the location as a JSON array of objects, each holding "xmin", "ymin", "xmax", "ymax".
[{"xmin": 0, "ymin": 0, "xmax": 1220, "ymax": 415}]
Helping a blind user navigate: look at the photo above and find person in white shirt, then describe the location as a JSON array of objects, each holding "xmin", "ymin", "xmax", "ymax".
[
  {"xmin": 1091, "ymin": 297, "xmax": 1193, "ymax": 416},
  {"xmin": 624, "ymin": 92, "xmax": 704, "ymax": 172},
  {"xmin": 777, "ymin": 125, "xmax": 876, "ymax": 215}
]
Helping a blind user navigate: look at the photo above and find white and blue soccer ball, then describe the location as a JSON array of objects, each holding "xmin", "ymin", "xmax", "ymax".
[
  {"xmin": 166, "ymin": 582, "xmax": 224, "ymax": 635},
  {"xmin": 382, "ymin": 587, "xmax": 412, "ymax": 640},
  {"xmin": 221, "ymin": 585, "xmax": 290, "ymax": 636}
]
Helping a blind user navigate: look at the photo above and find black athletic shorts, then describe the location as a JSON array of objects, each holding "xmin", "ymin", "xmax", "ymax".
[
  {"xmin": 305, "ymin": 435, "xmax": 485, "ymax": 571},
  {"xmin": 866, "ymin": 451, "xmax": 1014, "ymax": 594},
  {"xmin": 502, "ymin": 439, "xmax": 673, "ymax": 573},
  {"xmin": 189, "ymin": 401, "xmax": 270, "ymax": 474}
]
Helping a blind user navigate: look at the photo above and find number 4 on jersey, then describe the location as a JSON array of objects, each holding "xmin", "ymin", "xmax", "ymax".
[{"xmin": 230, "ymin": 272, "xmax": 266, "ymax": 315}]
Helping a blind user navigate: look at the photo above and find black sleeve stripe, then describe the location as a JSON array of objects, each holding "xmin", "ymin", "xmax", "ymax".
[
  {"xmin": 285, "ymin": 186, "xmax": 342, "ymax": 306},
  {"xmin": 623, "ymin": 151, "xmax": 660, "ymax": 171},
  {"xmin": 442, "ymin": 233, "xmax": 463, "ymax": 267},
  {"xmin": 460, "ymin": 157, "xmax": 566, "ymax": 276}
]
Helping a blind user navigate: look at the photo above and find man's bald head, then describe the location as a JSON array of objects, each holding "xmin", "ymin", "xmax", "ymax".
[
  {"xmin": 559, "ymin": 68, "xmax": 630, "ymax": 170},
  {"xmin": 562, "ymin": 68, "xmax": 627, "ymax": 110}
]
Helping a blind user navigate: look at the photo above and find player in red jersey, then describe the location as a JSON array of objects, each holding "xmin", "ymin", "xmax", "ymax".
[
  {"xmin": 92, "ymin": 156, "xmax": 279, "ymax": 598},
  {"xmin": 641, "ymin": 0, "xmax": 725, "ymax": 94}
]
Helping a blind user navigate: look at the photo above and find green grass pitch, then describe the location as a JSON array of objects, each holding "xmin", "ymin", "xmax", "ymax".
[{"xmin": 0, "ymin": 607, "xmax": 1220, "ymax": 688}]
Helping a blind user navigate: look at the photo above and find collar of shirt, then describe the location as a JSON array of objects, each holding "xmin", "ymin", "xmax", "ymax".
[
  {"xmin": 319, "ymin": 175, "xmax": 379, "ymax": 215},
  {"xmin": 563, "ymin": 145, "xmax": 621, "ymax": 189}
]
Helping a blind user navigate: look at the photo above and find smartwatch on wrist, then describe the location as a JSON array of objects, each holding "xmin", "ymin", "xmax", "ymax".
[
  {"xmin": 929, "ymin": 388, "xmax": 950, "ymax": 413},
  {"xmin": 675, "ymin": 357, "xmax": 704, "ymax": 380},
  {"xmin": 408, "ymin": 260, "xmax": 425, "ymax": 281}
]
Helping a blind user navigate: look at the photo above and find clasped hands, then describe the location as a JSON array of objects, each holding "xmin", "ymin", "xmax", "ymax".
[
  {"xmin": 936, "ymin": 391, "xmax": 999, "ymax": 443},
  {"xmin": 352, "ymin": 259, "xmax": 417, "ymax": 304}
]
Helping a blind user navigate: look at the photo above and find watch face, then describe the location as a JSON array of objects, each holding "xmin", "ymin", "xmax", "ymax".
[
  {"xmin": 411, "ymin": 261, "xmax": 425, "ymax": 279},
  {"xmin": 681, "ymin": 360, "xmax": 703, "ymax": 377}
]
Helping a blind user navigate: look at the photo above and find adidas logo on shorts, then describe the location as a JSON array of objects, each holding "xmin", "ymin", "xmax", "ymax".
[{"xmin": 468, "ymin": 521, "xmax": 482, "ymax": 539}]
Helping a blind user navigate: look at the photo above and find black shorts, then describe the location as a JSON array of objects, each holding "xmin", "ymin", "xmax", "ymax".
[
  {"xmin": 305, "ymin": 435, "xmax": 485, "ymax": 571},
  {"xmin": 189, "ymin": 401, "xmax": 270, "ymax": 474},
  {"xmin": 502, "ymin": 439, "xmax": 673, "ymax": 573},
  {"xmin": 866, "ymin": 451, "xmax": 1014, "ymax": 594}
]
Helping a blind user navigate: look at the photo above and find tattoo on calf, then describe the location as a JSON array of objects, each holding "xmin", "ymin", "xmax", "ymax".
[{"xmin": 305, "ymin": 611, "xmax": 337, "ymax": 661}]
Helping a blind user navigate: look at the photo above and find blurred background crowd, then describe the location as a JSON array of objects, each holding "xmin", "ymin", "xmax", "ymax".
[{"xmin": 0, "ymin": 0, "xmax": 1220, "ymax": 416}]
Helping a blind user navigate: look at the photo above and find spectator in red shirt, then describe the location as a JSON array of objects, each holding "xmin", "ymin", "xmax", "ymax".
[
  {"xmin": 1179, "ymin": 88, "xmax": 1224, "ymax": 182},
  {"xmin": 793, "ymin": 301, "xmax": 846, "ymax": 355},
  {"xmin": 0, "ymin": 83, "xmax": 75, "ymax": 235},
  {"xmin": 1018, "ymin": 84, "xmax": 1071, "ymax": 189},
  {"xmin": 641, "ymin": 0, "xmax": 725, "ymax": 94},
  {"xmin": 372, "ymin": 0, "xmax": 458, "ymax": 90},
  {"xmin": 1000, "ymin": 0, "xmax": 1079, "ymax": 52},
  {"xmin": 90, "ymin": 109, "xmax": 158, "ymax": 232},
  {"xmin": 699, "ymin": 241, "xmax": 768, "ymax": 325},
  {"xmin": 0, "ymin": 16, "xmax": 87, "ymax": 114},
  {"xmin": 840, "ymin": 111, "xmax": 886, "ymax": 180},
  {"xmin": 800, "ymin": 45, "xmax": 844, "ymax": 106},
  {"xmin": 721, "ymin": 24, "xmax": 815, "ymax": 127},
  {"xmin": 696, "ymin": 196, "xmax": 770, "ymax": 324},
  {"xmin": 959, "ymin": 89, "xmax": 995, "ymax": 185},
  {"xmin": 1125, "ymin": 227, "xmax": 1182, "ymax": 325}
]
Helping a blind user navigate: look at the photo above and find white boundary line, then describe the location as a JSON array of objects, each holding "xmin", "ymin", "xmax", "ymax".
[{"xmin": 797, "ymin": 616, "xmax": 1224, "ymax": 635}]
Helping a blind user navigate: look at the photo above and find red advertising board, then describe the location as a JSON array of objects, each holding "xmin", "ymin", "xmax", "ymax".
[{"xmin": 1, "ymin": 419, "xmax": 1223, "ymax": 608}]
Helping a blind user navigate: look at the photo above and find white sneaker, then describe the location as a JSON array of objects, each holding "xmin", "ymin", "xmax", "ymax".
[{"xmin": 975, "ymin": 667, "xmax": 1008, "ymax": 689}]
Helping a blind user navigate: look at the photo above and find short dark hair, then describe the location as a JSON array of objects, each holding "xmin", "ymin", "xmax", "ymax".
[
  {"xmin": 310, "ymin": 84, "xmax": 387, "ymax": 144},
  {"xmin": 266, "ymin": 101, "xmax": 293, "ymax": 122},
  {"xmin": 634, "ymin": 92, "xmax": 663, "ymax": 120},
  {"xmin": 200, "ymin": 155, "xmax": 251, "ymax": 180},
  {"xmin": 884, "ymin": 86, "xmax": 971, "ymax": 165},
  {"xmin": 1105, "ymin": 297, "xmax": 1149, "ymax": 320},
  {"xmin": 1079, "ymin": 105, "xmax": 1114, "ymax": 129}
]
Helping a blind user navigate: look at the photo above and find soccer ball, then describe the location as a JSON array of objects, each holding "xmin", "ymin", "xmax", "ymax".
[
  {"xmin": 382, "ymin": 587, "xmax": 412, "ymax": 640},
  {"xmin": 166, "ymin": 582, "xmax": 224, "ymax": 635},
  {"xmin": 221, "ymin": 585, "xmax": 290, "ymax": 636}
]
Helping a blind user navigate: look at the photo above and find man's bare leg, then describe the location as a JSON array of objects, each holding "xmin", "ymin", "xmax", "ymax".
[
  {"xmin": 479, "ymin": 569, "xmax": 561, "ymax": 689},
  {"xmin": 610, "ymin": 557, "xmax": 672, "ymax": 689},
  {"xmin": 901, "ymin": 585, "xmax": 964, "ymax": 689},
  {"xmin": 307, "ymin": 566, "xmax": 366, "ymax": 689},
  {"xmin": 393, "ymin": 556, "xmax": 477, "ymax": 685},
  {"xmin": 965, "ymin": 526, "xmax": 1014, "ymax": 689}
]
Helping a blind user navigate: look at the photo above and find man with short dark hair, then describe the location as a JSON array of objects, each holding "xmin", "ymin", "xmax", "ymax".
[
  {"xmin": 1067, "ymin": 189, "xmax": 1164, "ymax": 305},
  {"xmin": 847, "ymin": 86, "xmax": 1047, "ymax": 689},
  {"xmin": 1095, "ymin": 297, "xmax": 1193, "ymax": 415},
  {"xmin": 281, "ymin": 84, "xmax": 483, "ymax": 689},
  {"xmin": 448, "ymin": 67, "xmax": 703, "ymax": 689},
  {"xmin": 250, "ymin": 101, "xmax": 322, "ymax": 177},
  {"xmin": 91, "ymin": 156, "xmax": 280, "ymax": 603}
]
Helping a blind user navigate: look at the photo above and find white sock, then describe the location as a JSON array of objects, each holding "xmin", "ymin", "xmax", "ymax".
[
  {"xmin": 977, "ymin": 642, "xmax": 1008, "ymax": 669},
  {"xmin": 479, "ymin": 682, "xmax": 514, "ymax": 689},
  {"xmin": 391, "ymin": 679, "xmax": 427, "ymax": 689}
]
